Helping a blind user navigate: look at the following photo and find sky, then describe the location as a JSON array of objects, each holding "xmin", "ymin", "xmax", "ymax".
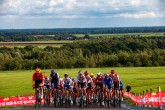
[{"xmin": 0, "ymin": 0, "xmax": 165, "ymax": 29}]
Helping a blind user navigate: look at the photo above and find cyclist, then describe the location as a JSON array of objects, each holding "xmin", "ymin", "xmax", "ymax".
[
  {"xmin": 90, "ymin": 73, "xmax": 96, "ymax": 88},
  {"xmin": 62, "ymin": 73, "xmax": 73, "ymax": 103},
  {"xmin": 109, "ymin": 70, "xmax": 120, "ymax": 97},
  {"xmin": 49, "ymin": 69, "xmax": 60, "ymax": 102},
  {"xmin": 72, "ymin": 78, "xmax": 77, "ymax": 104},
  {"xmin": 84, "ymin": 71, "xmax": 93, "ymax": 89},
  {"xmin": 32, "ymin": 68, "xmax": 44, "ymax": 99},
  {"xmin": 84, "ymin": 71, "xmax": 93, "ymax": 103},
  {"xmin": 103, "ymin": 73, "xmax": 113, "ymax": 100},
  {"xmin": 119, "ymin": 80, "xmax": 124, "ymax": 101},
  {"xmin": 95, "ymin": 72, "xmax": 104, "ymax": 105},
  {"xmin": 76, "ymin": 71, "xmax": 87, "ymax": 103},
  {"xmin": 44, "ymin": 75, "xmax": 50, "ymax": 90}
]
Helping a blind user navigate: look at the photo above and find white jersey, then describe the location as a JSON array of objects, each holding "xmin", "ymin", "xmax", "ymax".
[
  {"xmin": 62, "ymin": 78, "xmax": 72, "ymax": 85},
  {"xmin": 76, "ymin": 75, "xmax": 86, "ymax": 83}
]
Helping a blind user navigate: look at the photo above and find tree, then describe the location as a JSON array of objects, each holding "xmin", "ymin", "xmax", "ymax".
[{"xmin": 84, "ymin": 34, "xmax": 90, "ymax": 39}]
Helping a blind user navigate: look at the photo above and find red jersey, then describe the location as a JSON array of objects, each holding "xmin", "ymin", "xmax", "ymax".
[
  {"xmin": 109, "ymin": 73, "xmax": 119, "ymax": 82},
  {"xmin": 73, "ymin": 82, "xmax": 77, "ymax": 88},
  {"xmin": 32, "ymin": 72, "xmax": 44, "ymax": 81},
  {"xmin": 92, "ymin": 77, "xmax": 96, "ymax": 84},
  {"xmin": 95, "ymin": 75, "xmax": 104, "ymax": 84}
]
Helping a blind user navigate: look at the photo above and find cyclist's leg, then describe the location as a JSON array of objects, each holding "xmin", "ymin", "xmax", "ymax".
[
  {"xmin": 77, "ymin": 82, "xmax": 81, "ymax": 97},
  {"xmin": 104, "ymin": 85, "xmax": 108, "ymax": 100}
]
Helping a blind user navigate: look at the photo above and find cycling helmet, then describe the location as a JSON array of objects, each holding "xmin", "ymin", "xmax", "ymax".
[
  {"xmin": 97, "ymin": 72, "xmax": 101, "ymax": 76},
  {"xmin": 35, "ymin": 68, "xmax": 41, "ymax": 73},
  {"xmin": 78, "ymin": 70, "xmax": 82, "ymax": 74},
  {"xmin": 84, "ymin": 70, "xmax": 89, "ymax": 75},
  {"xmin": 104, "ymin": 73, "xmax": 108, "ymax": 78},
  {"xmin": 44, "ymin": 75, "xmax": 48, "ymax": 78},
  {"xmin": 51, "ymin": 69, "xmax": 56, "ymax": 74},
  {"xmin": 90, "ymin": 73, "xmax": 94, "ymax": 76},
  {"xmin": 79, "ymin": 72, "xmax": 83, "ymax": 75}
]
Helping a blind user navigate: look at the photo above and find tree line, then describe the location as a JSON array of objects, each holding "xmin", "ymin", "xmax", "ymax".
[
  {"xmin": 0, "ymin": 36, "xmax": 165, "ymax": 70},
  {"xmin": 0, "ymin": 26, "xmax": 165, "ymax": 41}
]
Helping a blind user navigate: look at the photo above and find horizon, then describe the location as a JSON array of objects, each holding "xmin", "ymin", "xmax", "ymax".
[
  {"xmin": 0, "ymin": 0, "xmax": 165, "ymax": 29},
  {"xmin": 1, "ymin": 25, "xmax": 165, "ymax": 30}
]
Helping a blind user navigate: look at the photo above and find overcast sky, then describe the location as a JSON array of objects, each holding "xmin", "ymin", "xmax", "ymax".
[{"xmin": 0, "ymin": 0, "xmax": 165, "ymax": 29}]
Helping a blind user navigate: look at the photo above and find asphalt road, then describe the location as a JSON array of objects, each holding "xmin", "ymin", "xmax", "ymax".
[
  {"xmin": 3, "ymin": 107, "xmax": 126, "ymax": 110},
  {"xmin": 2, "ymin": 104, "xmax": 127, "ymax": 110}
]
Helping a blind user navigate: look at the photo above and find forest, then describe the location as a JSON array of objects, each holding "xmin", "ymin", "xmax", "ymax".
[{"xmin": 0, "ymin": 36, "xmax": 165, "ymax": 70}]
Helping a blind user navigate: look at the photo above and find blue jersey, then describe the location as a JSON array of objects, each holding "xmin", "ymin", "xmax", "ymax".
[
  {"xmin": 120, "ymin": 80, "xmax": 124, "ymax": 87},
  {"xmin": 103, "ymin": 77, "xmax": 113, "ymax": 85}
]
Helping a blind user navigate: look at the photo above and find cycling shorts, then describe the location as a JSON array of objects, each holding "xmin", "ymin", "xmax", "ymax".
[
  {"xmin": 96, "ymin": 83, "xmax": 103, "ymax": 92},
  {"xmin": 114, "ymin": 82, "xmax": 119, "ymax": 90},
  {"xmin": 64, "ymin": 85, "xmax": 71, "ymax": 90},
  {"xmin": 78, "ymin": 82, "xmax": 86, "ymax": 88},
  {"xmin": 73, "ymin": 88, "xmax": 77, "ymax": 93},
  {"xmin": 87, "ymin": 82, "xmax": 92, "ymax": 88},
  {"xmin": 120, "ymin": 86, "xmax": 124, "ymax": 91},
  {"xmin": 44, "ymin": 84, "xmax": 50, "ymax": 89},
  {"xmin": 51, "ymin": 82, "xmax": 59, "ymax": 89},
  {"xmin": 35, "ymin": 80, "xmax": 42, "ymax": 88},
  {"xmin": 105, "ymin": 84, "xmax": 112, "ymax": 90}
]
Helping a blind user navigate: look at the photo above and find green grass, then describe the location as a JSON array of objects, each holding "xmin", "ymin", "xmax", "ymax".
[{"xmin": 0, "ymin": 67, "xmax": 165, "ymax": 97}]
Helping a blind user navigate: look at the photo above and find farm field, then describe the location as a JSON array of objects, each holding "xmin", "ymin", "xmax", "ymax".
[
  {"xmin": 0, "ymin": 40, "xmax": 73, "ymax": 47},
  {"xmin": 0, "ymin": 67, "xmax": 165, "ymax": 97},
  {"xmin": 74, "ymin": 32, "xmax": 165, "ymax": 38}
]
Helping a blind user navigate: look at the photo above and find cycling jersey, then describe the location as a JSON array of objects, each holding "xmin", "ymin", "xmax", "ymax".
[
  {"xmin": 85, "ymin": 76, "xmax": 93, "ymax": 84},
  {"xmin": 76, "ymin": 75, "xmax": 86, "ymax": 88},
  {"xmin": 120, "ymin": 80, "xmax": 124, "ymax": 87},
  {"xmin": 95, "ymin": 75, "xmax": 104, "ymax": 84},
  {"xmin": 33, "ymin": 72, "xmax": 44, "ymax": 81},
  {"xmin": 44, "ymin": 78, "xmax": 50, "ymax": 85},
  {"xmin": 76, "ymin": 75, "xmax": 86, "ymax": 83},
  {"xmin": 62, "ymin": 77, "xmax": 72, "ymax": 89},
  {"xmin": 62, "ymin": 77, "xmax": 72, "ymax": 85},
  {"xmin": 50, "ymin": 72, "xmax": 59, "ymax": 87},
  {"xmin": 103, "ymin": 77, "xmax": 113, "ymax": 90},
  {"xmin": 91, "ymin": 77, "xmax": 96, "ymax": 84},
  {"xmin": 103, "ymin": 77, "xmax": 113, "ymax": 85},
  {"xmin": 32, "ymin": 72, "xmax": 44, "ymax": 88},
  {"xmin": 109, "ymin": 73, "xmax": 119, "ymax": 83}
]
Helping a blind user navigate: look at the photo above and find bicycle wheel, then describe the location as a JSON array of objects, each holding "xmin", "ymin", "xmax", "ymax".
[
  {"xmin": 107, "ymin": 92, "xmax": 110, "ymax": 108},
  {"xmin": 98, "ymin": 90, "xmax": 102, "ymax": 108},
  {"xmin": 80, "ymin": 89, "xmax": 84, "ymax": 108},
  {"xmin": 118, "ymin": 90, "xmax": 121, "ymax": 108},
  {"xmin": 113, "ymin": 89, "xmax": 116, "ymax": 108},
  {"xmin": 34, "ymin": 96, "xmax": 37, "ymax": 108},
  {"xmin": 58, "ymin": 90, "xmax": 63, "ymax": 107},
  {"xmin": 53, "ymin": 90, "xmax": 57, "ymax": 107}
]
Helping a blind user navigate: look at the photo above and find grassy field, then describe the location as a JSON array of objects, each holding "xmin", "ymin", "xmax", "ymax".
[
  {"xmin": 0, "ymin": 67, "xmax": 165, "ymax": 97},
  {"xmin": 74, "ymin": 32, "xmax": 165, "ymax": 38},
  {"xmin": 0, "ymin": 40, "xmax": 73, "ymax": 48}
]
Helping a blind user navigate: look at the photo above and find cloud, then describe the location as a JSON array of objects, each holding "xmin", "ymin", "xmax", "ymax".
[
  {"xmin": 115, "ymin": 12, "xmax": 161, "ymax": 18},
  {"xmin": 0, "ymin": 0, "xmax": 164, "ymax": 19}
]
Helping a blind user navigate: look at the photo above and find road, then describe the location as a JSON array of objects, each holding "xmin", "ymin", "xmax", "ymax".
[
  {"xmin": 2, "ymin": 107, "xmax": 126, "ymax": 110},
  {"xmin": 2, "ymin": 103, "xmax": 127, "ymax": 110}
]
